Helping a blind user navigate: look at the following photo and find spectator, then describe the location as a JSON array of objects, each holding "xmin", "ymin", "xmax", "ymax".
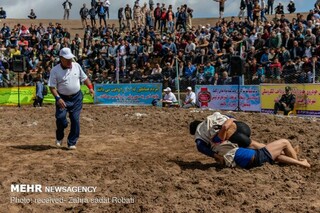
[
  {"xmin": 238, "ymin": 0, "xmax": 246, "ymax": 19},
  {"xmin": 0, "ymin": 7, "xmax": 6, "ymax": 19},
  {"xmin": 161, "ymin": 87, "xmax": 177, "ymax": 107},
  {"xmin": 62, "ymin": 0, "xmax": 72, "ymax": 20},
  {"xmin": 150, "ymin": 63, "xmax": 162, "ymax": 82},
  {"xmin": 28, "ymin": 9, "xmax": 37, "ymax": 19},
  {"xmin": 124, "ymin": 4, "xmax": 132, "ymax": 31},
  {"xmin": 118, "ymin": 7, "xmax": 124, "ymax": 32},
  {"xmin": 133, "ymin": 1, "xmax": 142, "ymax": 29},
  {"xmin": 33, "ymin": 76, "xmax": 44, "ymax": 107},
  {"xmin": 214, "ymin": 0, "xmax": 227, "ymax": 19},
  {"xmin": 103, "ymin": 0, "xmax": 111, "ymax": 19},
  {"xmin": 253, "ymin": 1, "xmax": 261, "ymax": 24},
  {"xmin": 217, "ymin": 71, "xmax": 232, "ymax": 85},
  {"xmin": 267, "ymin": 0, "xmax": 274, "ymax": 15},
  {"xmin": 97, "ymin": 1, "xmax": 107, "ymax": 27},
  {"xmin": 287, "ymin": 0, "xmax": 296, "ymax": 13},
  {"xmin": 275, "ymin": 2, "xmax": 284, "ymax": 14},
  {"xmin": 183, "ymin": 86, "xmax": 196, "ymax": 108},
  {"xmin": 260, "ymin": 0, "xmax": 267, "ymax": 22},
  {"xmin": 79, "ymin": 3, "xmax": 89, "ymax": 29},
  {"xmin": 154, "ymin": 3, "xmax": 161, "ymax": 30},
  {"xmin": 89, "ymin": 5, "xmax": 97, "ymax": 27}
]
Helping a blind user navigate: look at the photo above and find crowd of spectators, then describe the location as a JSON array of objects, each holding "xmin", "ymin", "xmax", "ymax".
[{"xmin": 0, "ymin": 1, "xmax": 320, "ymax": 90}]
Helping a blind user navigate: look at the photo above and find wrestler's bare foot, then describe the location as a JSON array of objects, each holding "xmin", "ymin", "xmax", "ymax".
[{"xmin": 300, "ymin": 159, "xmax": 311, "ymax": 168}]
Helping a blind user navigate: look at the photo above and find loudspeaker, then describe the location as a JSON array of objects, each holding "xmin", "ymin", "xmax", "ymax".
[
  {"xmin": 12, "ymin": 55, "xmax": 26, "ymax": 72},
  {"xmin": 230, "ymin": 56, "xmax": 244, "ymax": 76}
]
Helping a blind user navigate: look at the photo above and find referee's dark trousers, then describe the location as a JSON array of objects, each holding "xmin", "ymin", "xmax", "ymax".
[{"xmin": 55, "ymin": 91, "xmax": 83, "ymax": 147}]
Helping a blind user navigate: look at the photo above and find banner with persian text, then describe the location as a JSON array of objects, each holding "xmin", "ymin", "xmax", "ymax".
[
  {"xmin": 94, "ymin": 83, "xmax": 162, "ymax": 105},
  {"xmin": 260, "ymin": 84, "xmax": 320, "ymax": 116},
  {"xmin": 195, "ymin": 85, "xmax": 261, "ymax": 111}
]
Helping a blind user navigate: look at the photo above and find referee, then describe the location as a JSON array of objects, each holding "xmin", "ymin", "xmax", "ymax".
[{"xmin": 48, "ymin": 47, "xmax": 94, "ymax": 150}]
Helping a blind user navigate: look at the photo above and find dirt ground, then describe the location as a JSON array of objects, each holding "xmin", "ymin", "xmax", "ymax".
[{"xmin": 0, "ymin": 105, "xmax": 319, "ymax": 213}]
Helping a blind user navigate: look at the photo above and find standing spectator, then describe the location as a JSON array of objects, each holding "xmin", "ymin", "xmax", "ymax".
[
  {"xmin": 186, "ymin": 5, "xmax": 193, "ymax": 30},
  {"xmin": 48, "ymin": 47, "xmax": 94, "ymax": 150},
  {"xmin": 133, "ymin": 2, "xmax": 142, "ymax": 29},
  {"xmin": 267, "ymin": 0, "xmax": 274, "ymax": 15},
  {"xmin": 246, "ymin": 0, "xmax": 253, "ymax": 21},
  {"xmin": 160, "ymin": 8, "xmax": 167, "ymax": 34},
  {"xmin": 124, "ymin": 4, "xmax": 132, "ymax": 31},
  {"xmin": 238, "ymin": 0, "xmax": 246, "ymax": 19},
  {"xmin": 91, "ymin": 0, "xmax": 97, "ymax": 8},
  {"xmin": 154, "ymin": 3, "xmax": 162, "ymax": 30},
  {"xmin": 260, "ymin": 0, "xmax": 267, "ymax": 22},
  {"xmin": 149, "ymin": 0, "xmax": 154, "ymax": 10},
  {"xmin": 118, "ymin": 7, "xmax": 124, "ymax": 32},
  {"xmin": 62, "ymin": 0, "xmax": 72, "ymax": 20},
  {"xmin": 214, "ymin": 0, "xmax": 227, "ymax": 19},
  {"xmin": 183, "ymin": 86, "xmax": 196, "ymax": 108},
  {"xmin": 28, "ymin": 9, "xmax": 37, "ymax": 19},
  {"xmin": 79, "ymin": 3, "xmax": 89, "ymax": 29},
  {"xmin": 103, "ymin": 0, "xmax": 111, "ymax": 19},
  {"xmin": 0, "ymin": 7, "xmax": 6, "ymax": 19},
  {"xmin": 287, "ymin": 0, "xmax": 296, "ymax": 13},
  {"xmin": 253, "ymin": 1, "xmax": 261, "ymax": 24},
  {"xmin": 89, "ymin": 5, "xmax": 97, "ymax": 27},
  {"xmin": 33, "ymin": 77, "xmax": 44, "ymax": 107},
  {"xmin": 97, "ymin": 2, "xmax": 107, "ymax": 27}
]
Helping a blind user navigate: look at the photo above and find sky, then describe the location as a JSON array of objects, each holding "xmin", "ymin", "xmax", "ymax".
[{"xmin": 0, "ymin": 0, "xmax": 316, "ymax": 20}]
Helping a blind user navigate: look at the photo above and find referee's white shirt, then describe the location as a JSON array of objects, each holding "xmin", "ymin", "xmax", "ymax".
[{"xmin": 48, "ymin": 62, "xmax": 88, "ymax": 96}]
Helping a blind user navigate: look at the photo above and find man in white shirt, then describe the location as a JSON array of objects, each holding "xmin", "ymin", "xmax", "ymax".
[
  {"xmin": 103, "ymin": 0, "xmax": 111, "ymax": 19},
  {"xmin": 48, "ymin": 47, "xmax": 94, "ymax": 150},
  {"xmin": 162, "ymin": 87, "xmax": 177, "ymax": 107},
  {"xmin": 183, "ymin": 86, "xmax": 196, "ymax": 108}
]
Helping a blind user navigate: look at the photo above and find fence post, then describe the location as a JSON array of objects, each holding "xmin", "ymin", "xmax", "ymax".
[{"xmin": 313, "ymin": 59, "xmax": 316, "ymax": 84}]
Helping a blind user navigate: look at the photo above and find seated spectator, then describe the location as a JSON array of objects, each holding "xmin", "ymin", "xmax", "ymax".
[
  {"xmin": 269, "ymin": 58, "xmax": 282, "ymax": 80},
  {"xmin": 0, "ymin": 7, "xmax": 6, "ymax": 19},
  {"xmin": 217, "ymin": 71, "xmax": 232, "ymax": 85},
  {"xmin": 183, "ymin": 86, "xmax": 196, "ymax": 108},
  {"xmin": 23, "ymin": 70, "xmax": 33, "ymax": 86},
  {"xmin": 252, "ymin": 64, "xmax": 265, "ymax": 84},
  {"xmin": 28, "ymin": 9, "xmax": 37, "ymax": 19},
  {"xmin": 161, "ymin": 87, "xmax": 177, "ymax": 107},
  {"xmin": 162, "ymin": 62, "xmax": 175, "ymax": 88},
  {"xmin": 203, "ymin": 62, "xmax": 215, "ymax": 83},
  {"xmin": 274, "ymin": 86, "xmax": 296, "ymax": 115},
  {"xmin": 282, "ymin": 59, "xmax": 297, "ymax": 83},
  {"xmin": 149, "ymin": 63, "xmax": 162, "ymax": 82}
]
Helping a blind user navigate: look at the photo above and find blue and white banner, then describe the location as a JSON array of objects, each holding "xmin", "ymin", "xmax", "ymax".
[{"xmin": 94, "ymin": 83, "xmax": 162, "ymax": 106}]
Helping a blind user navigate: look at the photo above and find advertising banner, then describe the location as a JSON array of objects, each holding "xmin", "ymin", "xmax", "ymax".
[
  {"xmin": 0, "ymin": 87, "xmax": 35, "ymax": 105},
  {"xmin": 43, "ymin": 85, "xmax": 94, "ymax": 104},
  {"xmin": 260, "ymin": 84, "xmax": 320, "ymax": 116},
  {"xmin": 195, "ymin": 85, "xmax": 261, "ymax": 111},
  {"xmin": 94, "ymin": 83, "xmax": 162, "ymax": 106}
]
